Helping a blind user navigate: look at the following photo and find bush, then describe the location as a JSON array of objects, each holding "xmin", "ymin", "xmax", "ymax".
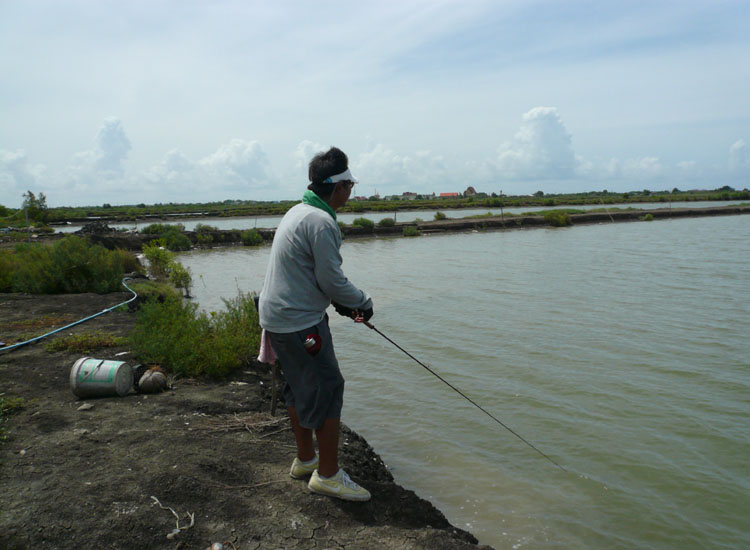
[
  {"xmin": 402, "ymin": 226, "xmax": 420, "ymax": 237},
  {"xmin": 641, "ymin": 213, "xmax": 654, "ymax": 221},
  {"xmin": 241, "ymin": 229, "xmax": 264, "ymax": 246},
  {"xmin": 169, "ymin": 262, "xmax": 193, "ymax": 298},
  {"xmin": 162, "ymin": 230, "xmax": 192, "ymax": 251},
  {"xmin": 127, "ymin": 280, "xmax": 181, "ymax": 304},
  {"xmin": 434, "ymin": 211, "xmax": 447, "ymax": 220},
  {"xmin": 0, "ymin": 236, "xmax": 133, "ymax": 294},
  {"xmin": 142, "ymin": 243, "xmax": 175, "ymax": 279},
  {"xmin": 544, "ymin": 211, "xmax": 572, "ymax": 227},
  {"xmin": 377, "ymin": 217, "xmax": 395, "ymax": 227},
  {"xmin": 194, "ymin": 223, "xmax": 219, "ymax": 232},
  {"xmin": 141, "ymin": 223, "xmax": 185, "ymax": 235},
  {"xmin": 130, "ymin": 292, "xmax": 262, "ymax": 378},
  {"xmin": 352, "ymin": 217, "xmax": 375, "ymax": 231}
]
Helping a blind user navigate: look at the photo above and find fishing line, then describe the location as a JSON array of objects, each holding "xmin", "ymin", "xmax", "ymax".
[{"xmin": 359, "ymin": 319, "xmax": 567, "ymax": 472}]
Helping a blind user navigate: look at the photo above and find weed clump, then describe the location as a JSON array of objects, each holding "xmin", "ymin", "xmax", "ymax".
[
  {"xmin": 45, "ymin": 330, "xmax": 128, "ymax": 353},
  {"xmin": 402, "ymin": 226, "xmax": 420, "ymax": 237},
  {"xmin": 377, "ymin": 217, "xmax": 395, "ymax": 227},
  {"xmin": 352, "ymin": 217, "xmax": 375, "ymax": 232},
  {"xmin": 130, "ymin": 292, "xmax": 261, "ymax": 378},
  {"xmin": 544, "ymin": 211, "xmax": 572, "ymax": 227},
  {"xmin": 0, "ymin": 236, "xmax": 135, "ymax": 294},
  {"xmin": 434, "ymin": 211, "xmax": 447, "ymax": 220},
  {"xmin": 241, "ymin": 229, "xmax": 264, "ymax": 246}
]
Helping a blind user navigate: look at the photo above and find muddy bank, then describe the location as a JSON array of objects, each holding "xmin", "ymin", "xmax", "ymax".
[{"xmin": 0, "ymin": 293, "xmax": 493, "ymax": 549}]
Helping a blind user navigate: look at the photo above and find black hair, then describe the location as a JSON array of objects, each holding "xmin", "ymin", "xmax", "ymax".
[{"xmin": 307, "ymin": 147, "xmax": 348, "ymax": 200}]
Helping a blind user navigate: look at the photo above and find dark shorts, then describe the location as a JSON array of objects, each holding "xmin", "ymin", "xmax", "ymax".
[{"xmin": 267, "ymin": 315, "xmax": 344, "ymax": 430}]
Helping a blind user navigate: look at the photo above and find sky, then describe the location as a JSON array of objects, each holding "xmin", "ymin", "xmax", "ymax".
[{"xmin": 1, "ymin": 0, "xmax": 749, "ymax": 208}]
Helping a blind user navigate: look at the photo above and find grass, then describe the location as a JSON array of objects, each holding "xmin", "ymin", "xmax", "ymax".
[
  {"xmin": 0, "ymin": 235, "xmax": 138, "ymax": 294},
  {"xmin": 544, "ymin": 211, "xmax": 572, "ymax": 227},
  {"xmin": 402, "ymin": 226, "xmax": 420, "ymax": 237},
  {"xmin": 127, "ymin": 280, "xmax": 182, "ymax": 303},
  {"xmin": 130, "ymin": 292, "xmax": 262, "ymax": 378},
  {"xmin": 44, "ymin": 330, "xmax": 128, "ymax": 353}
]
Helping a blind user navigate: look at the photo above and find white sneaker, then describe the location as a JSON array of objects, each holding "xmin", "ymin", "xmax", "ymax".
[
  {"xmin": 290, "ymin": 454, "xmax": 319, "ymax": 479},
  {"xmin": 308, "ymin": 469, "xmax": 371, "ymax": 501}
]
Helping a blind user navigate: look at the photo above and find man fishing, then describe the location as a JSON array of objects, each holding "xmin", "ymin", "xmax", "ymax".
[{"xmin": 258, "ymin": 146, "xmax": 374, "ymax": 501}]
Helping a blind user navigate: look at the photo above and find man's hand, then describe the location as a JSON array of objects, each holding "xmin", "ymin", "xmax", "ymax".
[
  {"xmin": 331, "ymin": 301, "xmax": 355, "ymax": 318},
  {"xmin": 356, "ymin": 307, "xmax": 374, "ymax": 323},
  {"xmin": 332, "ymin": 302, "xmax": 373, "ymax": 323}
]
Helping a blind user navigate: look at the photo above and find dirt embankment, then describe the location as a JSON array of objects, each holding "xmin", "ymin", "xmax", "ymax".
[{"xmin": 0, "ymin": 293, "xmax": 493, "ymax": 550}]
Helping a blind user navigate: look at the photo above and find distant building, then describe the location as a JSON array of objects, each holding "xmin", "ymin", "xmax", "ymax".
[
  {"xmin": 439, "ymin": 192, "xmax": 460, "ymax": 198},
  {"xmin": 353, "ymin": 196, "xmax": 368, "ymax": 201},
  {"xmin": 402, "ymin": 192, "xmax": 418, "ymax": 200},
  {"xmin": 464, "ymin": 186, "xmax": 477, "ymax": 196}
]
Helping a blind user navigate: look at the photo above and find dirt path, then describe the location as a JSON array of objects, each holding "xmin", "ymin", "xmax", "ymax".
[{"xmin": 0, "ymin": 293, "xmax": 493, "ymax": 549}]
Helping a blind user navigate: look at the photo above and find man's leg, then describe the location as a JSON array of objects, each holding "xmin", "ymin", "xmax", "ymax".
[
  {"xmin": 315, "ymin": 417, "xmax": 340, "ymax": 477},
  {"xmin": 288, "ymin": 406, "xmax": 316, "ymax": 461}
]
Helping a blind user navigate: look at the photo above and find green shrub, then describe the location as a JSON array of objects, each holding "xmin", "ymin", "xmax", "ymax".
[
  {"xmin": 0, "ymin": 236, "xmax": 132, "ymax": 294},
  {"xmin": 377, "ymin": 217, "xmax": 395, "ymax": 227},
  {"xmin": 142, "ymin": 243, "xmax": 175, "ymax": 279},
  {"xmin": 402, "ymin": 225, "xmax": 420, "ymax": 237},
  {"xmin": 130, "ymin": 292, "xmax": 262, "ymax": 378},
  {"xmin": 544, "ymin": 211, "xmax": 572, "ymax": 227},
  {"xmin": 195, "ymin": 232, "xmax": 213, "ymax": 245},
  {"xmin": 162, "ymin": 230, "xmax": 192, "ymax": 251},
  {"xmin": 169, "ymin": 262, "xmax": 193, "ymax": 297},
  {"xmin": 352, "ymin": 217, "xmax": 375, "ymax": 231},
  {"xmin": 241, "ymin": 229, "xmax": 264, "ymax": 246},
  {"xmin": 141, "ymin": 223, "xmax": 185, "ymax": 235},
  {"xmin": 434, "ymin": 211, "xmax": 447, "ymax": 220},
  {"xmin": 641, "ymin": 213, "xmax": 654, "ymax": 221},
  {"xmin": 194, "ymin": 223, "xmax": 219, "ymax": 232},
  {"xmin": 127, "ymin": 280, "xmax": 181, "ymax": 303}
]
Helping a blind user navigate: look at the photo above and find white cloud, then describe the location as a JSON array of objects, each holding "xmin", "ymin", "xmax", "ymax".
[
  {"xmin": 140, "ymin": 139, "xmax": 276, "ymax": 202},
  {"xmin": 621, "ymin": 156, "xmax": 662, "ymax": 180},
  {"xmin": 0, "ymin": 149, "xmax": 46, "ymax": 206},
  {"xmin": 353, "ymin": 144, "xmax": 446, "ymax": 194},
  {"xmin": 199, "ymin": 139, "xmax": 270, "ymax": 188},
  {"xmin": 293, "ymin": 140, "xmax": 325, "ymax": 174},
  {"xmin": 68, "ymin": 117, "xmax": 131, "ymax": 181},
  {"xmin": 495, "ymin": 107, "xmax": 577, "ymax": 180}
]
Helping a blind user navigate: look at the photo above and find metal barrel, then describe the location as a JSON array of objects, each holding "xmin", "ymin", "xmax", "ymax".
[{"xmin": 69, "ymin": 357, "xmax": 133, "ymax": 398}]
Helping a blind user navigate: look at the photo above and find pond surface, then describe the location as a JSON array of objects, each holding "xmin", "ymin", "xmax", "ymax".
[{"xmin": 179, "ymin": 214, "xmax": 750, "ymax": 549}]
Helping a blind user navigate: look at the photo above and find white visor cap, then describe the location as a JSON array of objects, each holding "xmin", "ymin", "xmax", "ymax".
[{"xmin": 323, "ymin": 168, "xmax": 358, "ymax": 184}]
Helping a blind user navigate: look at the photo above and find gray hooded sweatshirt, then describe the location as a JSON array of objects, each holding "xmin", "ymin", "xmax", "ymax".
[{"xmin": 259, "ymin": 202, "xmax": 372, "ymax": 333}]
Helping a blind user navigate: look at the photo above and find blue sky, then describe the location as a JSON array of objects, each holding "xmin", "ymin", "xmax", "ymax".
[{"xmin": 1, "ymin": 0, "xmax": 749, "ymax": 207}]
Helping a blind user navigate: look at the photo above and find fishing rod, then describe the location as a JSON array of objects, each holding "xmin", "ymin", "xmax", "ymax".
[{"xmin": 353, "ymin": 316, "xmax": 567, "ymax": 472}]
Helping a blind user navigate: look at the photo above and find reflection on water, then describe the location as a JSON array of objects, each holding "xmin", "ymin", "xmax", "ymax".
[{"xmin": 179, "ymin": 215, "xmax": 750, "ymax": 550}]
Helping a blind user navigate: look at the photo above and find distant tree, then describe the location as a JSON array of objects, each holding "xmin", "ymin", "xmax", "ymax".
[
  {"xmin": 534, "ymin": 190, "xmax": 545, "ymax": 197},
  {"xmin": 22, "ymin": 190, "xmax": 49, "ymax": 223},
  {"xmin": 717, "ymin": 185, "xmax": 735, "ymax": 192},
  {"xmin": 672, "ymin": 188, "xmax": 680, "ymax": 194},
  {"xmin": 102, "ymin": 203, "xmax": 112, "ymax": 208},
  {"xmin": 642, "ymin": 189, "xmax": 651, "ymax": 196}
]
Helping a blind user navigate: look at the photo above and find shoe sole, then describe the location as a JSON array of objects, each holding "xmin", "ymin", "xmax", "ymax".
[{"xmin": 308, "ymin": 485, "xmax": 371, "ymax": 502}]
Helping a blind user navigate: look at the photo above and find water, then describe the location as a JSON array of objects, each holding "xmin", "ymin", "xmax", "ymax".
[
  {"xmin": 179, "ymin": 215, "xmax": 750, "ymax": 549},
  {"xmin": 54, "ymin": 200, "xmax": 746, "ymax": 233}
]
